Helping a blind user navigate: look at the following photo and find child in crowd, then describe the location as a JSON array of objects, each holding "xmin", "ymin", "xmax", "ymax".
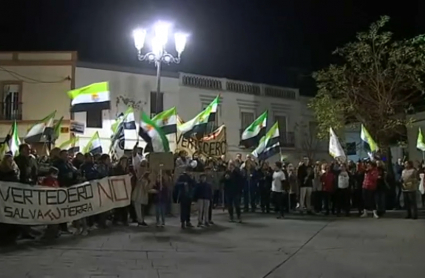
[
  {"xmin": 152, "ymin": 173, "xmax": 168, "ymax": 227},
  {"xmin": 41, "ymin": 167, "xmax": 59, "ymax": 188},
  {"xmin": 40, "ymin": 167, "xmax": 60, "ymax": 239}
]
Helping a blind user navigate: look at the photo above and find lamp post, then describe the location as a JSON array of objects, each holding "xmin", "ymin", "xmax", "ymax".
[{"xmin": 133, "ymin": 21, "xmax": 188, "ymax": 116}]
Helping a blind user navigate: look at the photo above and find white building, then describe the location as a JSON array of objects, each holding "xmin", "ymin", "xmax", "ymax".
[
  {"xmin": 0, "ymin": 51, "xmax": 76, "ymax": 154},
  {"xmin": 75, "ymin": 62, "xmax": 328, "ymax": 162}
]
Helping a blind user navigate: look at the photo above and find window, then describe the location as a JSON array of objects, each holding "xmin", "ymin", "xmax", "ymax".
[
  {"xmin": 86, "ymin": 109, "xmax": 103, "ymax": 128},
  {"xmin": 274, "ymin": 115, "xmax": 287, "ymax": 133},
  {"xmin": 346, "ymin": 142, "xmax": 356, "ymax": 155},
  {"xmin": 240, "ymin": 111, "xmax": 255, "ymax": 129},
  {"xmin": 1, "ymin": 82, "xmax": 22, "ymax": 120},
  {"xmin": 308, "ymin": 121, "xmax": 318, "ymax": 137},
  {"xmin": 150, "ymin": 91, "xmax": 164, "ymax": 117}
]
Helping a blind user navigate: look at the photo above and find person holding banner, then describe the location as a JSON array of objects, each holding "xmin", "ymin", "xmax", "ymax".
[
  {"xmin": 112, "ymin": 157, "xmax": 130, "ymax": 225},
  {"xmin": 133, "ymin": 162, "xmax": 150, "ymax": 226},
  {"xmin": 0, "ymin": 154, "xmax": 20, "ymax": 245}
]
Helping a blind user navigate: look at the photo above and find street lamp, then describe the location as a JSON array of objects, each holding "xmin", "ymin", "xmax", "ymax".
[{"xmin": 133, "ymin": 21, "xmax": 188, "ymax": 116}]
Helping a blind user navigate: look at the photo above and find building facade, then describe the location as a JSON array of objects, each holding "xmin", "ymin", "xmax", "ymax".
[
  {"xmin": 74, "ymin": 62, "xmax": 328, "ymax": 162},
  {"xmin": 0, "ymin": 51, "xmax": 76, "ymax": 153}
]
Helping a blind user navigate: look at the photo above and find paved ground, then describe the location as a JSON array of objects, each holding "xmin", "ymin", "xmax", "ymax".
[{"xmin": 1, "ymin": 211, "xmax": 425, "ymax": 278}]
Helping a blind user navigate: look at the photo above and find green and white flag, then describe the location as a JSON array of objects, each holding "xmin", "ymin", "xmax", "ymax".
[
  {"xmin": 83, "ymin": 132, "xmax": 102, "ymax": 154},
  {"xmin": 58, "ymin": 136, "xmax": 80, "ymax": 153},
  {"xmin": 110, "ymin": 107, "xmax": 137, "ymax": 157},
  {"xmin": 252, "ymin": 122, "xmax": 280, "ymax": 160},
  {"xmin": 417, "ymin": 127, "xmax": 425, "ymax": 152},
  {"xmin": 360, "ymin": 124, "xmax": 378, "ymax": 152},
  {"xmin": 25, "ymin": 110, "xmax": 56, "ymax": 143},
  {"xmin": 139, "ymin": 112, "xmax": 170, "ymax": 152},
  {"xmin": 68, "ymin": 82, "xmax": 110, "ymax": 112},
  {"xmin": 52, "ymin": 116, "xmax": 63, "ymax": 141},
  {"xmin": 239, "ymin": 110, "xmax": 267, "ymax": 148},
  {"xmin": 9, "ymin": 121, "xmax": 21, "ymax": 156},
  {"xmin": 178, "ymin": 95, "xmax": 220, "ymax": 138},
  {"xmin": 152, "ymin": 107, "xmax": 177, "ymax": 134}
]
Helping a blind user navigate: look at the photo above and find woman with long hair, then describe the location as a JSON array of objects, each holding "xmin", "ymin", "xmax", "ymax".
[{"xmin": 132, "ymin": 162, "xmax": 150, "ymax": 226}]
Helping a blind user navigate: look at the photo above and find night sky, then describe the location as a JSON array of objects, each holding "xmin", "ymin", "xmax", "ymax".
[{"xmin": 1, "ymin": 0, "xmax": 424, "ymax": 94}]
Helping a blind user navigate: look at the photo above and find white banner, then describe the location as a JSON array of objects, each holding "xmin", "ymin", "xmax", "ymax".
[{"xmin": 0, "ymin": 175, "xmax": 132, "ymax": 225}]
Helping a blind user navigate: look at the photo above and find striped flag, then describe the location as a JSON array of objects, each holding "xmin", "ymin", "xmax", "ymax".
[
  {"xmin": 178, "ymin": 95, "xmax": 220, "ymax": 138},
  {"xmin": 240, "ymin": 110, "xmax": 267, "ymax": 148},
  {"xmin": 152, "ymin": 107, "xmax": 177, "ymax": 134},
  {"xmin": 25, "ymin": 111, "xmax": 56, "ymax": 143},
  {"xmin": 9, "ymin": 121, "xmax": 21, "ymax": 156},
  {"xmin": 58, "ymin": 136, "xmax": 80, "ymax": 153},
  {"xmin": 417, "ymin": 127, "xmax": 425, "ymax": 152},
  {"xmin": 110, "ymin": 107, "xmax": 137, "ymax": 157},
  {"xmin": 139, "ymin": 112, "xmax": 170, "ymax": 152},
  {"xmin": 360, "ymin": 124, "xmax": 378, "ymax": 152},
  {"xmin": 83, "ymin": 132, "xmax": 102, "ymax": 154},
  {"xmin": 68, "ymin": 82, "xmax": 110, "ymax": 112},
  {"xmin": 252, "ymin": 122, "xmax": 280, "ymax": 160}
]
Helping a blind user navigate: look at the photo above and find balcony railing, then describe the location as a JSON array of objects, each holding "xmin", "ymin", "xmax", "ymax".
[
  {"xmin": 0, "ymin": 102, "xmax": 23, "ymax": 120},
  {"xmin": 280, "ymin": 132, "xmax": 295, "ymax": 148}
]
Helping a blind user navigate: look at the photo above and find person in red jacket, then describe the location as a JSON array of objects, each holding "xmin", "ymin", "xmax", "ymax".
[
  {"xmin": 41, "ymin": 167, "xmax": 59, "ymax": 188},
  {"xmin": 40, "ymin": 167, "xmax": 60, "ymax": 239},
  {"xmin": 321, "ymin": 164, "xmax": 335, "ymax": 215},
  {"xmin": 361, "ymin": 161, "xmax": 379, "ymax": 219}
]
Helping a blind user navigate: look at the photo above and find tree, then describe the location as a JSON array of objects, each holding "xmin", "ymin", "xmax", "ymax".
[
  {"xmin": 309, "ymin": 16, "xmax": 425, "ymax": 153},
  {"xmin": 115, "ymin": 96, "xmax": 145, "ymax": 111},
  {"xmin": 294, "ymin": 121, "xmax": 321, "ymax": 160}
]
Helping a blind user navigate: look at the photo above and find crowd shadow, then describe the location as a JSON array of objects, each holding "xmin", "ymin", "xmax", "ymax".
[
  {"xmin": 0, "ymin": 219, "xmax": 234, "ymax": 254},
  {"xmin": 1, "ymin": 209, "xmax": 420, "ymax": 254}
]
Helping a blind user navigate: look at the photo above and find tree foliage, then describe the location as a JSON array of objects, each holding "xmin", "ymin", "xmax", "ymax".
[
  {"xmin": 309, "ymin": 16, "xmax": 425, "ymax": 147},
  {"xmin": 294, "ymin": 121, "xmax": 321, "ymax": 160}
]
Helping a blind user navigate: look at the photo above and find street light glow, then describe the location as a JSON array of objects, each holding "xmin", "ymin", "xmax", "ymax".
[
  {"xmin": 151, "ymin": 36, "xmax": 163, "ymax": 57},
  {"xmin": 133, "ymin": 29, "xmax": 146, "ymax": 50},
  {"xmin": 154, "ymin": 21, "xmax": 171, "ymax": 47},
  {"xmin": 174, "ymin": 32, "xmax": 188, "ymax": 54},
  {"xmin": 133, "ymin": 21, "xmax": 187, "ymax": 64}
]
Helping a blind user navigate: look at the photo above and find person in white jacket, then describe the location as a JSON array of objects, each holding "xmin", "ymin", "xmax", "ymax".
[{"xmin": 336, "ymin": 164, "xmax": 350, "ymax": 216}]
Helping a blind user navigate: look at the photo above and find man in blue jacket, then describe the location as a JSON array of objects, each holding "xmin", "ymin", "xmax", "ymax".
[{"xmin": 173, "ymin": 167, "xmax": 196, "ymax": 229}]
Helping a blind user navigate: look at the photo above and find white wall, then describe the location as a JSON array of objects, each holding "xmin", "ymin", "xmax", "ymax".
[
  {"xmin": 0, "ymin": 52, "xmax": 74, "ymax": 147},
  {"xmin": 74, "ymin": 64, "xmax": 322, "ymax": 162}
]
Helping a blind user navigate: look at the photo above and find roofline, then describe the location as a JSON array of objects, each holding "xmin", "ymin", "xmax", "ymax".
[
  {"xmin": 76, "ymin": 61, "xmax": 179, "ymax": 78},
  {"xmin": 77, "ymin": 61, "xmax": 300, "ymax": 92}
]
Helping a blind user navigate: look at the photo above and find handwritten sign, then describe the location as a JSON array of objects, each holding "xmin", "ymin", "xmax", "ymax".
[
  {"xmin": 0, "ymin": 175, "xmax": 131, "ymax": 225},
  {"xmin": 176, "ymin": 125, "xmax": 227, "ymax": 159}
]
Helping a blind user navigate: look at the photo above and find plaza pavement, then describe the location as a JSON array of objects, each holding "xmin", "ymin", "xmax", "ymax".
[{"xmin": 0, "ymin": 211, "xmax": 424, "ymax": 278}]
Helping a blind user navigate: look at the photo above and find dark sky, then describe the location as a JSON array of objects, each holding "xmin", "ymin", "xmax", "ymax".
[{"xmin": 1, "ymin": 0, "xmax": 424, "ymax": 93}]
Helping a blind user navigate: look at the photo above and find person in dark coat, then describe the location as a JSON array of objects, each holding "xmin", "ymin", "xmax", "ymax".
[
  {"xmin": 256, "ymin": 162, "xmax": 272, "ymax": 213},
  {"xmin": 221, "ymin": 163, "xmax": 244, "ymax": 222},
  {"xmin": 173, "ymin": 167, "xmax": 196, "ymax": 229},
  {"xmin": 54, "ymin": 150, "xmax": 79, "ymax": 188},
  {"xmin": 80, "ymin": 153, "xmax": 99, "ymax": 181},
  {"xmin": 14, "ymin": 144, "xmax": 34, "ymax": 184},
  {"xmin": 112, "ymin": 156, "xmax": 129, "ymax": 225}
]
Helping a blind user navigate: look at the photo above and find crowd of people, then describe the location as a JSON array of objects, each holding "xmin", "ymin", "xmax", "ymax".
[{"xmin": 0, "ymin": 143, "xmax": 423, "ymax": 246}]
